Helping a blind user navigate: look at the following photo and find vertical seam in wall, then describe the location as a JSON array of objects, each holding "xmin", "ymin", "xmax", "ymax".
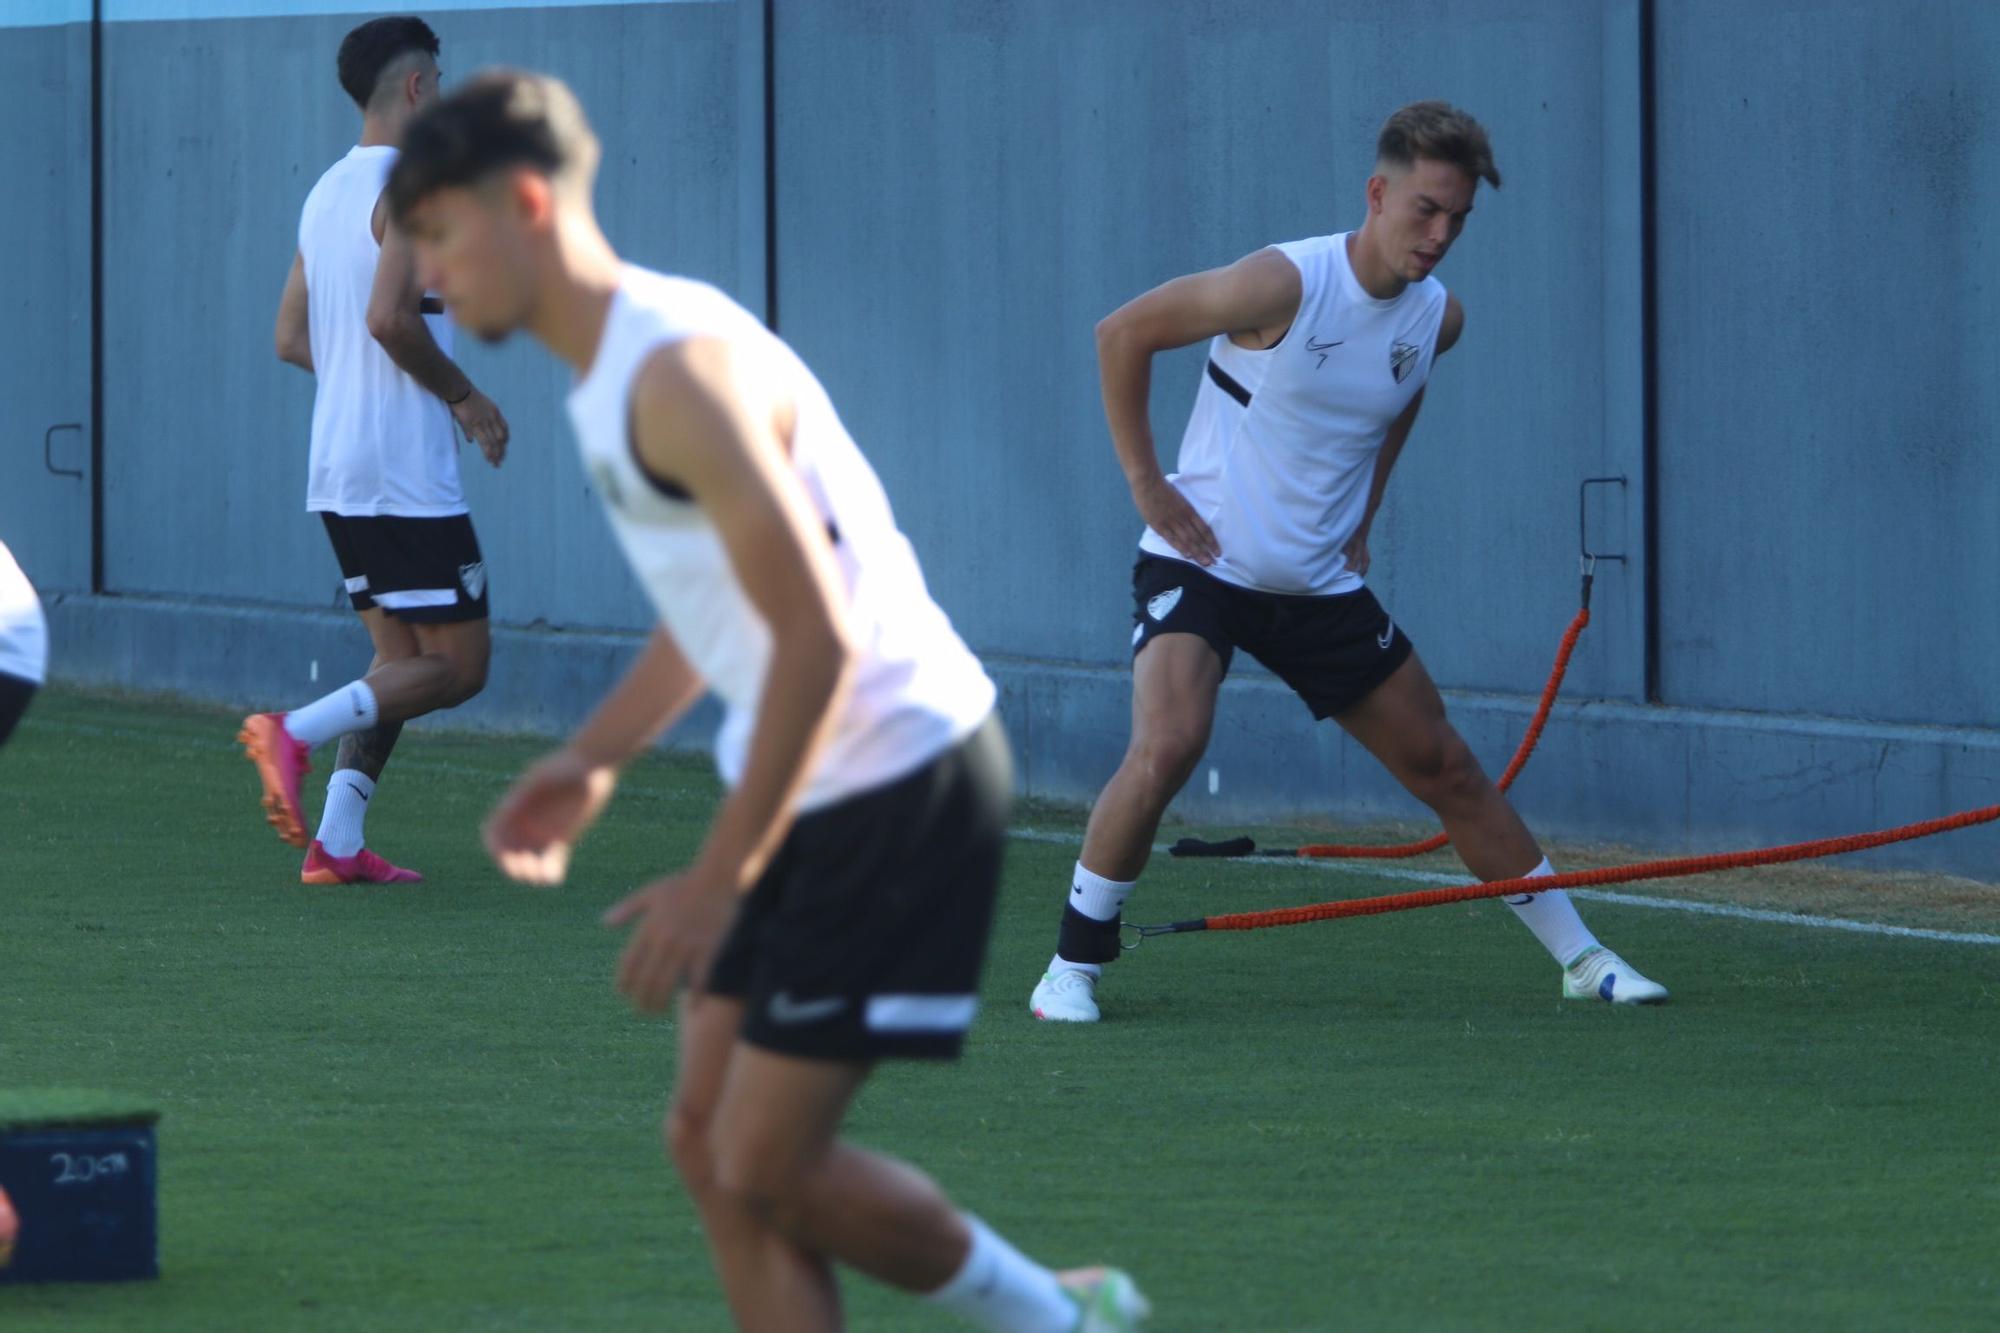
[
  {"xmin": 1638, "ymin": 0, "xmax": 1660, "ymax": 702},
  {"xmin": 761, "ymin": 0, "xmax": 778, "ymax": 333},
  {"xmin": 89, "ymin": 0, "xmax": 105, "ymax": 594}
]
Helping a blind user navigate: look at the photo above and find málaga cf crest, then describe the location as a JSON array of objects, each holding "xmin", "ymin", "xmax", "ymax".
[{"xmin": 1390, "ymin": 341, "xmax": 1420, "ymax": 384}]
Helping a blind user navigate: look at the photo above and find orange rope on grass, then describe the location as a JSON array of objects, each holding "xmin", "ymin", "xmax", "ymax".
[{"xmin": 1139, "ymin": 802, "xmax": 2000, "ymax": 937}]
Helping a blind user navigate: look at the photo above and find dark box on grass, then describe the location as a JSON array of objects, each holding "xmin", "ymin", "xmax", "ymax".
[{"xmin": 0, "ymin": 1092, "xmax": 159, "ymax": 1284}]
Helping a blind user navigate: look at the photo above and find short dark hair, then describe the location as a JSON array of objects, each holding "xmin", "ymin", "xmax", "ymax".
[
  {"xmin": 336, "ymin": 16, "xmax": 439, "ymax": 110},
  {"xmin": 1376, "ymin": 101, "xmax": 1501, "ymax": 190},
  {"xmin": 387, "ymin": 69, "xmax": 600, "ymax": 224}
]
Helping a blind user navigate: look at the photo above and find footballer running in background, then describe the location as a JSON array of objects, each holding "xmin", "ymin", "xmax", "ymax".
[{"xmin": 247, "ymin": 16, "xmax": 510, "ymax": 885}]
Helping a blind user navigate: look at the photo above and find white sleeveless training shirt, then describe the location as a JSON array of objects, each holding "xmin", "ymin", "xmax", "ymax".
[
  {"xmin": 0, "ymin": 539, "xmax": 48, "ymax": 685},
  {"xmin": 298, "ymin": 144, "xmax": 465, "ymax": 517},
  {"xmin": 1139, "ymin": 232, "xmax": 1448, "ymax": 596},
  {"xmin": 566, "ymin": 266, "xmax": 997, "ymax": 812}
]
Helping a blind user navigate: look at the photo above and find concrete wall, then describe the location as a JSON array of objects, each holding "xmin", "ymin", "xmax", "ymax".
[
  {"xmin": 0, "ymin": 7, "xmax": 92, "ymax": 594},
  {"xmin": 8, "ymin": 0, "xmax": 2000, "ymax": 876},
  {"xmin": 1653, "ymin": 0, "xmax": 2000, "ymax": 728}
]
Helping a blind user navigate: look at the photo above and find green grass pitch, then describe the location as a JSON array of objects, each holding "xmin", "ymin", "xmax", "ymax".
[{"xmin": 2, "ymin": 689, "xmax": 1996, "ymax": 1329}]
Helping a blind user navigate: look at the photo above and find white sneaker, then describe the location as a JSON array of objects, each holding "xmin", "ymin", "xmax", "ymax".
[
  {"xmin": 1562, "ymin": 946, "xmax": 1669, "ymax": 1004},
  {"xmin": 1030, "ymin": 968, "xmax": 1101, "ymax": 1022},
  {"xmin": 1059, "ymin": 1266, "xmax": 1151, "ymax": 1330}
]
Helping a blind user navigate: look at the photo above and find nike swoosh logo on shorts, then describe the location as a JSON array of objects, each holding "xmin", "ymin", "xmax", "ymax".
[{"xmin": 768, "ymin": 993, "xmax": 848, "ymax": 1025}]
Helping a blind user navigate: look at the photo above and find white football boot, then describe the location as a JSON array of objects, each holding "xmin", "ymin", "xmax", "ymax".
[
  {"xmin": 1059, "ymin": 1266, "xmax": 1151, "ymax": 1330},
  {"xmin": 1030, "ymin": 968, "xmax": 1101, "ymax": 1022},
  {"xmin": 1562, "ymin": 946, "xmax": 1670, "ymax": 1004}
]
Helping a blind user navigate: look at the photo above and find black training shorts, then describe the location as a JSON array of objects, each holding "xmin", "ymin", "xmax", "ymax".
[
  {"xmin": 0, "ymin": 672, "xmax": 37, "ymax": 749},
  {"xmin": 1131, "ymin": 553, "xmax": 1413, "ymax": 719},
  {"xmin": 706, "ymin": 713, "xmax": 1012, "ymax": 1062},
  {"xmin": 320, "ymin": 512, "xmax": 489, "ymax": 623}
]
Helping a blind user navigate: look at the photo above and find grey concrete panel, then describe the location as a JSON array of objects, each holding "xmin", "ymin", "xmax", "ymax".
[
  {"xmin": 1654, "ymin": 0, "xmax": 2000, "ymax": 724},
  {"xmin": 98, "ymin": 2, "xmax": 748, "ymax": 630},
  {"xmin": 0, "ymin": 20, "xmax": 93, "ymax": 592},
  {"xmin": 772, "ymin": 0, "xmax": 1642, "ymax": 700}
]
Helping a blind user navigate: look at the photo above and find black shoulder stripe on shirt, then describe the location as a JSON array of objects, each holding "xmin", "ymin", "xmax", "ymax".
[
  {"xmin": 628, "ymin": 431, "xmax": 695, "ymax": 502},
  {"xmin": 1207, "ymin": 358, "xmax": 1251, "ymax": 407},
  {"xmin": 623, "ymin": 429, "xmax": 840, "ymax": 546}
]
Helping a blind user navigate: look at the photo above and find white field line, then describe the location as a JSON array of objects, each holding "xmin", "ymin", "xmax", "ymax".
[{"xmin": 1007, "ymin": 828, "xmax": 2000, "ymax": 948}]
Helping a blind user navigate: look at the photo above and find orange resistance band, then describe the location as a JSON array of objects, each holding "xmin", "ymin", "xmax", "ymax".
[{"xmin": 1140, "ymin": 802, "xmax": 2000, "ymax": 937}]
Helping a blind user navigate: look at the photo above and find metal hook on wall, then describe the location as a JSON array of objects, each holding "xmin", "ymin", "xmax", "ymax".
[
  {"xmin": 44, "ymin": 423, "xmax": 84, "ymax": 481},
  {"xmin": 1579, "ymin": 475, "xmax": 1628, "ymax": 567}
]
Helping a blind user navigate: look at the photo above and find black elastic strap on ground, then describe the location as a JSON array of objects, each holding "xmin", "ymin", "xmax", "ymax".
[
  {"xmin": 1206, "ymin": 359, "xmax": 1251, "ymax": 407},
  {"xmin": 1057, "ymin": 903, "xmax": 1123, "ymax": 964},
  {"xmin": 1170, "ymin": 836, "xmax": 1257, "ymax": 858}
]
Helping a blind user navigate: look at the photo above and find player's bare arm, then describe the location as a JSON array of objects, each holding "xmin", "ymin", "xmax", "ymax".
[
  {"xmin": 601, "ymin": 335, "xmax": 860, "ymax": 1012},
  {"xmin": 365, "ymin": 195, "xmax": 511, "ymax": 466},
  {"xmin": 484, "ymin": 625, "xmax": 705, "ymax": 887},
  {"xmin": 274, "ymin": 251, "xmax": 312, "ymax": 372},
  {"xmin": 1437, "ymin": 292, "xmax": 1465, "ymax": 355},
  {"xmin": 1096, "ymin": 246, "xmax": 1301, "ymax": 566},
  {"xmin": 1341, "ymin": 388, "xmax": 1424, "ymax": 579}
]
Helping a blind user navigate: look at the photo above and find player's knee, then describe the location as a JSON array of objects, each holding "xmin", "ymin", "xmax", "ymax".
[
  {"xmin": 733, "ymin": 1180, "xmax": 813, "ymax": 1237},
  {"xmin": 430, "ymin": 647, "xmax": 487, "ymax": 708},
  {"xmin": 1410, "ymin": 734, "xmax": 1485, "ymax": 811},
  {"xmin": 664, "ymin": 1101, "xmax": 710, "ymax": 1176},
  {"xmin": 450, "ymin": 652, "xmax": 488, "ymax": 705},
  {"xmin": 709, "ymin": 1141, "xmax": 813, "ymax": 1234},
  {"xmin": 1129, "ymin": 725, "xmax": 1206, "ymax": 795},
  {"xmin": 1439, "ymin": 739, "xmax": 1489, "ymax": 803}
]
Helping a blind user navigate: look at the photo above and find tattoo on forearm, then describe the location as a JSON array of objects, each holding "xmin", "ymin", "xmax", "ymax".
[{"xmin": 334, "ymin": 720, "xmax": 404, "ymax": 782}]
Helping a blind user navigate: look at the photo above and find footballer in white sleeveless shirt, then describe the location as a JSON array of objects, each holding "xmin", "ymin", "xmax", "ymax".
[
  {"xmin": 1138, "ymin": 231, "xmax": 1447, "ymax": 597},
  {"xmin": 566, "ymin": 267, "xmax": 996, "ymax": 810},
  {"xmin": 242, "ymin": 17, "xmax": 513, "ymax": 887},
  {"xmin": 388, "ymin": 70, "xmax": 1149, "ymax": 1333},
  {"xmin": 1034, "ymin": 101, "xmax": 1666, "ymax": 1025},
  {"xmin": 301, "ymin": 142, "xmax": 466, "ymax": 521}
]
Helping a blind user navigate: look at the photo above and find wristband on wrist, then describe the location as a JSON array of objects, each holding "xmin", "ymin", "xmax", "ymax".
[{"xmin": 446, "ymin": 385, "xmax": 472, "ymax": 406}]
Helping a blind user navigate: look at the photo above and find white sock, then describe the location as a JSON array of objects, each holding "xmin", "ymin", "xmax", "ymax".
[
  {"xmin": 1069, "ymin": 862, "xmax": 1134, "ymax": 922},
  {"xmin": 1049, "ymin": 862, "xmax": 1136, "ymax": 978},
  {"xmin": 1502, "ymin": 859, "xmax": 1600, "ymax": 968},
  {"xmin": 926, "ymin": 1214, "xmax": 1077, "ymax": 1333},
  {"xmin": 315, "ymin": 770, "xmax": 374, "ymax": 858},
  {"xmin": 283, "ymin": 680, "xmax": 378, "ymax": 748}
]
